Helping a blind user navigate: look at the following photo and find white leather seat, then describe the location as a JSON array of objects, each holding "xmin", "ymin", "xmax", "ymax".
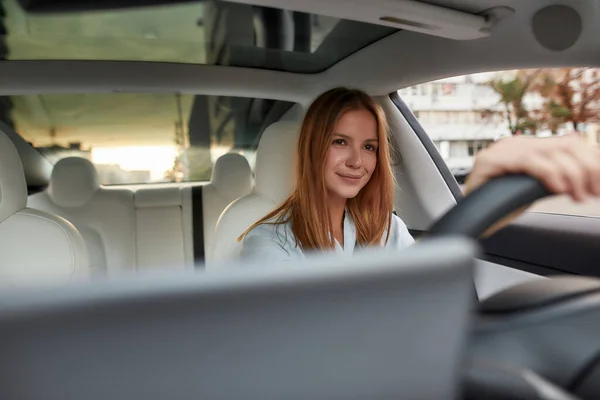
[
  {"xmin": 0, "ymin": 131, "xmax": 90, "ymax": 287},
  {"xmin": 191, "ymin": 153, "xmax": 254, "ymax": 263},
  {"xmin": 28, "ymin": 157, "xmax": 136, "ymax": 277},
  {"xmin": 132, "ymin": 153, "xmax": 252, "ymax": 269},
  {"xmin": 210, "ymin": 122, "xmax": 299, "ymax": 263},
  {"xmin": 134, "ymin": 187, "xmax": 193, "ymax": 270}
]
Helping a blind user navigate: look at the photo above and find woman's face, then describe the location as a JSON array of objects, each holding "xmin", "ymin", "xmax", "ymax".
[{"xmin": 324, "ymin": 109, "xmax": 378, "ymax": 202}]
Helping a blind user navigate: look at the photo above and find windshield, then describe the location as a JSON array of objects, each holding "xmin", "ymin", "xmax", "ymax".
[{"xmin": 1, "ymin": 0, "xmax": 397, "ymax": 73}]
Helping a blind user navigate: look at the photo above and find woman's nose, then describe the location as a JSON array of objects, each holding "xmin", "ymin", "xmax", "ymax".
[{"xmin": 346, "ymin": 147, "xmax": 363, "ymax": 168}]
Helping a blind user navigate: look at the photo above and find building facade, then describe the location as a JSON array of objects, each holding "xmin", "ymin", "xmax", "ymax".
[{"xmin": 398, "ymin": 71, "xmax": 599, "ymax": 173}]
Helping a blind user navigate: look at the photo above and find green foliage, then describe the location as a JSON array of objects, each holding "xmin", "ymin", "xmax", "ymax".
[{"xmin": 488, "ymin": 70, "xmax": 541, "ymax": 135}]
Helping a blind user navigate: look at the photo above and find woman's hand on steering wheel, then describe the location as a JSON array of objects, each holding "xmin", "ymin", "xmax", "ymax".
[{"xmin": 464, "ymin": 133, "xmax": 600, "ymax": 236}]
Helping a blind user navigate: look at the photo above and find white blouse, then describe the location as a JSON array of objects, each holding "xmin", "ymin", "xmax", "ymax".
[{"xmin": 240, "ymin": 212, "xmax": 415, "ymax": 262}]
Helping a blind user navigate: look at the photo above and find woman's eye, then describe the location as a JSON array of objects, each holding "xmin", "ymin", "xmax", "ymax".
[
  {"xmin": 365, "ymin": 144, "xmax": 377, "ymax": 151},
  {"xmin": 333, "ymin": 139, "xmax": 346, "ymax": 145}
]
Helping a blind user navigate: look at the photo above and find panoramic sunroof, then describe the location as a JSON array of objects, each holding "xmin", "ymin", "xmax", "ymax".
[{"xmin": 0, "ymin": 0, "xmax": 398, "ymax": 73}]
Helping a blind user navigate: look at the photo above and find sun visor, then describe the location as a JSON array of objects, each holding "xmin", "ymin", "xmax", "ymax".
[{"xmin": 223, "ymin": 0, "xmax": 500, "ymax": 40}]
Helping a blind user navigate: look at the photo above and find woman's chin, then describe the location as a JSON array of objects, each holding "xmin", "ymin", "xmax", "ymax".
[{"xmin": 333, "ymin": 189, "xmax": 362, "ymax": 200}]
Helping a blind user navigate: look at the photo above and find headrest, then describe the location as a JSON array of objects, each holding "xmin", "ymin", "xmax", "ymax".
[
  {"xmin": 254, "ymin": 121, "xmax": 300, "ymax": 204},
  {"xmin": 48, "ymin": 157, "xmax": 100, "ymax": 208},
  {"xmin": 211, "ymin": 153, "xmax": 253, "ymax": 201},
  {"xmin": 0, "ymin": 128, "xmax": 27, "ymax": 224}
]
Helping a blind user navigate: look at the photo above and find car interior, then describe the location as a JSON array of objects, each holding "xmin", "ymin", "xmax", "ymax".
[{"xmin": 1, "ymin": 0, "xmax": 600, "ymax": 399}]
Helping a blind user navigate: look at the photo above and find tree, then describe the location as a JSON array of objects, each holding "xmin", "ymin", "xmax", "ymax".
[
  {"xmin": 530, "ymin": 99, "xmax": 571, "ymax": 135},
  {"xmin": 164, "ymin": 154, "xmax": 187, "ymax": 182},
  {"xmin": 533, "ymin": 68, "xmax": 600, "ymax": 132},
  {"xmin": 164, "ymin": 120, "xmax": 190, "ymax": 182},
  {"xmin": 489, "ymin": 70, "xmax": 542, "ymax": 135}
]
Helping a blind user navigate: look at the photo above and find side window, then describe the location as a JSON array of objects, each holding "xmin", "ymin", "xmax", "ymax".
[{"xmin": 401, "ymin": 68, "xmax": 600, "ymax": 217}]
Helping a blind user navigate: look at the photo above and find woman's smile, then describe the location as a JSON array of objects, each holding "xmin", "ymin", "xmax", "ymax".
[{"xmin": 336, "ymin": 172, "xmax": 364, "ymax": 183}]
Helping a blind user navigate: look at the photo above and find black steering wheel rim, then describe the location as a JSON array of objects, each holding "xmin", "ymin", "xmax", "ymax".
[
  {"xmin": 426, "ymin": 174, "xmax": 552, "ymax": 239},
  {"xmin": 425, "ymin": 176, "xmax": 595, "ymax": 399},
  {"xmin": 423, "ymin": 174, "xmax": 553, "ymax": 303}
]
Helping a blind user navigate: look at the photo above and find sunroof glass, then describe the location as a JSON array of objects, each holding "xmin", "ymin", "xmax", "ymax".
[{"xmin": 0, "ymin": 0, "xmax": 398, "ymax": 73}]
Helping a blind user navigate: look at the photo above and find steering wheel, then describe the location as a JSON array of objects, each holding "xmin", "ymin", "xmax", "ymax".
[
  {"xmin": 424, "ymin": 175, "xmax": 600, "ymax": 400},
  {"xmin": 427, "ymin": 174, "xmax": 550, "ymax": 239}
]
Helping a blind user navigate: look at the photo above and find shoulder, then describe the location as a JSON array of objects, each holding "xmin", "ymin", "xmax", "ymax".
[
  {"xmin": 390, "ymin": 213, "xmax": 410, "ymax": 231},
  {"xmin": 244, "ymin": 222, "xmax": 291, "ymax": 245},
  {"xmin": 387, "ymin": 213, "xmax": 415, "ymax": 249},
  {"xmin": 240, "ymin": 221, "xmax": 297, "ymax": 262}
]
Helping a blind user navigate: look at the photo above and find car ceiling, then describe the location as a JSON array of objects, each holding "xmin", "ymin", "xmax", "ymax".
[
  {"xmin": 0, "ymin": 0, "xmax": 595, "ymax": 105},
  {"xmin": 322, "ymin": 0, "xmax": 597, "ymax": 95},
  {"xmin": 419, "ymin": 0, "xmax": 508, "ymax": 13}
]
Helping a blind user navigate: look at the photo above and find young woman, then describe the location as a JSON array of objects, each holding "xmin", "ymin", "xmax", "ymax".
[{"xmin": 239, "ymin": 87, "xmax": 600, "ymax": 261}]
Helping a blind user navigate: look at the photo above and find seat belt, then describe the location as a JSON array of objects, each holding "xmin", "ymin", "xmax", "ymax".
[{"xmin": 191, "ymin": 185, "xmax": 205, "ymax": 265}]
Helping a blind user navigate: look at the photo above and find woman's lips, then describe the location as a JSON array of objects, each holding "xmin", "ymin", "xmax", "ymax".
[{"xmin": 336, "ymin": 172, "xmax": 363, "ymax": 183}]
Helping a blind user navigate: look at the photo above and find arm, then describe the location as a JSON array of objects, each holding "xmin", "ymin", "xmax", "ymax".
[{"xmin": 465, "ymin": 133, "xmax": 600, "ymax": 237}]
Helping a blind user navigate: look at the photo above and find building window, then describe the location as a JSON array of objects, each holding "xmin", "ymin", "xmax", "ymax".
[
  {"xmin": 449, "ymin": 141, "xmax": 467, "ymax": 158},
  {"xmin": 467, "ymin": 140, "xmax": 493, "ymax": 157}
]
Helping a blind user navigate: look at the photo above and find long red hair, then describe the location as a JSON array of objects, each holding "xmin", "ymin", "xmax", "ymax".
[{"xmin": 239, "ymin": 87, "xmax": 395, "ymax": 250}]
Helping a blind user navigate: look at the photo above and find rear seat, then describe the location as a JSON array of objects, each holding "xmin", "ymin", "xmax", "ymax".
[
  {"xmin": 28, "ymin": 152, "xmax": 254, "ymax": 274},
  {"xmin": 134, "ymin": 186, "xmax": 192, "ymax": 270},
  {"xmin": 27, "ymin": 157, "xmax": 136, "ymax": 277}
]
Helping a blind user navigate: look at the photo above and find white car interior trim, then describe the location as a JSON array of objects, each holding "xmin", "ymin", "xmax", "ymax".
[
  {"xmin": 47, "ymin": 157, "xmax": 100, "ymax": 208},
  {"xmin": 322, "ymin": 0, "xmax": 597, "ymax": 95},
  {"xmin": 210, "ymin": 121, "xmax": 300, "ymax": 263},
  {"xmin": 377, "ymin": 95, "xmax": 456, "ymax": 230},
  {"xmin": 475, "ymin": 259, "xmax": 545, "ymax": 300},
  {"xmin": 135, "ymin": 187, "xmax": 184, "ymax": 208},
  {"xmin": 0, "ymin": 129, "xmax": 90, "ymax": 287},
  {"xmin": 134, "ymin": 187, "xmax": 188, "ymax": 271},
  {"xmin": 198, "ymin": 153, "xmax": 254, "ymax": 263},
  {"xmin": 0, "ymin": 130, "xmax": 27, "ymax": 225},
  {"xmin": 27, "ymin": 151, "xmax": 257, "ymax": 274},
  {"xmin": 0, "ymin": 120, "xmax": 53, "ymax": 188},
  {"xmin": 28, "ymin": 157, "xmax": 137, "ymax": 277},
  {"xmin": 0, "ymin": 208, "xmax": 90, "ymax": 287},
  {"xmin": 0, "ymin": 61, "xmax": 315, "ymax": 103}
]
